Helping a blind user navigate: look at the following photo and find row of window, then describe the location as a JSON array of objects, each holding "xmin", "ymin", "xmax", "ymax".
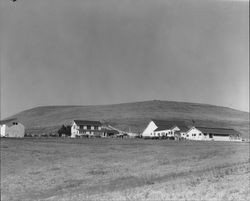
[
  {"xmin": 150, "ymin": 131, "xmax": 174, "ymax": 136},
  {"xmin": 187, "ymin": 133, "xmax": 202, "ymax": 137},
  {"xmin": 73, "ymin": 125, "xmax": 100, "ymax": 130},
  {"xmin": 79, "ymin": 131, "xmax": 94, "ymax": 134}
]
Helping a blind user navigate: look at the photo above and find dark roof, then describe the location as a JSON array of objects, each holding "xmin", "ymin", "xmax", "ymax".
[
  {"xmin": 103, "ymin": 129, "xmax": 119, "ymax": 134},
  {"xmin": 195, "ymin": 127, "xmax": 240, "ymax": 136},
  {"xmin": 152, "ymin": 119, "xmax": 188, "ymax": 132},
  {"xmin": 73, "ymin": 120, "xmax": 102, "ymax": 126},
  {"xmin": 0, "ymin": 118, "xmax": 18, "ymax": 125},
  {"xmin": 178, "ymin": 126, "xmax": 190, "ymax": 132}
]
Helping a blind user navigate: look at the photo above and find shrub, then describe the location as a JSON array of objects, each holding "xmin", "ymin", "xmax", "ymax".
[{"xmin": 57, "ymin": 125, "xmax": 71, "ymax": 137}]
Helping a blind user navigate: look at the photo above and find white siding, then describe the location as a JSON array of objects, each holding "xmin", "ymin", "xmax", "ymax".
[
  {"xmin": 154, "ymin": 129, "xmax": 169, "ymax": 137},
  {"xmin": 180, "ymin": 132, "xmax": 186, "ymax": 138},
  {"xmin": 186, "ymin": 127, "xmax": 210, "ymax": 141},
  {"xmin": 142, "ymin": 121, "xmax": 157, "ymax": 138},
  {"xmin": 155, "ymin": 129, "xmax": 173, "ymax": 137},
  {"xmin": 213, "ymin": 135, "xmax": 231, "ymax": 141},
  {"xmin": 153, "ymin": 127, "xmax": 180, "ymax": 138},
  {"xmin": 71, "ymin": 122, "xmax": 79, "ymax": 138},
  {"xmin": 1, "ymin": 123, "xmax": 25, "ymax": 138},
  {"xmin": 0, "ymin": 125, "xmax": 6, "ymax": 137}
]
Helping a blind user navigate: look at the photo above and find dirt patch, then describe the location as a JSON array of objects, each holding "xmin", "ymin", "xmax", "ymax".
[
  {"xmin": 50, "ymin": 167, "xmax": 61, "ymax": 171},
  {"xmin": 88, "ymin": 169, "xmax": 108, "ymax": 175},
  {"xmin": 23, "ymin": 179, "xmax": 86, "ymax": 200},
  {"xmin": 29, "ymin": 171, "xmax": 41, "ymax": 175}
]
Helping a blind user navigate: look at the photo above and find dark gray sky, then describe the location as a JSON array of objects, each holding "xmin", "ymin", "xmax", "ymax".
[{"xmin": 0, "ymin": 0, "xmax": 249, "ymax": 119}]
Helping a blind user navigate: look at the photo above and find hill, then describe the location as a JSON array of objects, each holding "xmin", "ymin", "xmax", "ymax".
[{"xmin": 5, "ymin": 100, "xmax": 249, "ymax": 138}]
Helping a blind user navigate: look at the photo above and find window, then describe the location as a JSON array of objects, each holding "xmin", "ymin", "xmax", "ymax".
[
  {"xmin": 187, "ymin": 135, "xmax": 189, "ymax": 137},
  {"xmin": 199, "ymin": 133, "xmax": 201, "ymax": 136},
  {"xmin": 194, "ymin": 134, "xmax": 196, "ymax": 136},
  {"xmin": 94, "ymin": 126, "xmax": 98, "ymax": 130},
  {"xmin": 87, "ymin": 125, "xmax": 91, "ymax": 130},
  {"xmin": 79, "ymin": 125, "xmax": 84, "ymax": 129}
]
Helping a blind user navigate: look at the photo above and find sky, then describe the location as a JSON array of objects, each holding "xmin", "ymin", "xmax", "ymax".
[{"xmin": 0, "ymin": 0, "xmax": 249, "ymax": 119}]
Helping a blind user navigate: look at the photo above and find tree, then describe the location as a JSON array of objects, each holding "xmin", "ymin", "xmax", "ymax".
[{"xmin": 57, "ymin": 125, "xmax": 71, "ymax": 137}]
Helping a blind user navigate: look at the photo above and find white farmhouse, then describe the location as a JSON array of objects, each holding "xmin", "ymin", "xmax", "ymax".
[
  {"xmin": 142, "ymin": 119, "xmax": 189, "ymax": 139},
  {"xmin": 71, "ymin": 120, "xmax": 103, "ymax": 138},
  {"xmin": 0, "ymin": 119, "xmax": 25, "ymax": 138},
  {"xmin": 186, "ymin": 127, "xmax": 241, "ymax": 141}
]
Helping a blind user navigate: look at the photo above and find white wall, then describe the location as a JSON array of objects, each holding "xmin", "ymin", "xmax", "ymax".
[
  {"xmin": 155, "ymin": 126, "xmax": 180, "ymax": 138},
  {"xmin": 154, "ymin": 129, "xmax": 169, "ymax": 137},
  {"xmin": 213, "ymin": 135, "xmax": 231, "ymax": 141},
  {"xmin": 142, "ymin": 121, "xmax": 157, "ymax": 138},
  {"xmin": 6, "ymin": 124, "xmax": 25, "ymax": 137},
  {"xmin": 0, "ymin": 125, "xmax": 6, "ymax": 137},
  {"xmin": 186, "ymin": 127, "xmax": 210, "ymax": 141},
  {"xmin": 180, "ymin": 132, "xmax": 186, "ymax": 138},
  {"xmin": 71, "ymin": 122, "xmax": 79, "ymax": 138},
  {"xmin": 1, "ymin": 123, "xmax": 25, "ymax": 138}
]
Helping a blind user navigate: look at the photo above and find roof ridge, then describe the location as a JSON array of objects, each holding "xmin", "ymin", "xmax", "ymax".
[{"xmin": 195, "ymin": 126, "xmax": 234, "ymax": 130}]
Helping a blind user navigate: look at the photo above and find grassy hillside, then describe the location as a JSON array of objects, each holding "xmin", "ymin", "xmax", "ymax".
[{"xmin": 6, "ymin": 100, "xmax": 249, "ymax": 138}]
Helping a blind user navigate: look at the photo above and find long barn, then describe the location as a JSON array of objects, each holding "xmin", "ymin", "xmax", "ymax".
[{"xmin": 186, "ymin": 127, "xmax": 241, "ymax": 141}]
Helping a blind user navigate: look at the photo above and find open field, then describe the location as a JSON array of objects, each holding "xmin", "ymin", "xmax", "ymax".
[{"xmin": 1, "ymin": 138, "xmax": 250, "ymax": 201}]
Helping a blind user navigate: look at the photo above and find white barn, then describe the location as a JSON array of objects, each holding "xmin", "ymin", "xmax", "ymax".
[
  {"xmin": 0, "ymin": 119, "xmax": 25, "ymax": 138},
  {"xmin": 186, "ymin": 127, "xmax": 241, "ymax": 141},
  {"xmin": 142, "ymin": 119, "xmax": 189, "ymax": 139}
]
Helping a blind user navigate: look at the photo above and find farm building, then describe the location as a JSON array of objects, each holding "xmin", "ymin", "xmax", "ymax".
[
  {"xmin": 185, "ymin": 127, "xmax": 241, "ymax": 141},
  {"xmin": 0, "ymin": 118, "xmax": 25, "ymax": 138},
  {"xmin": 71, "ymin": 120, "xmax": 103, "ymax": 138},
  {"xmin": 102, "ymin": 128, "xmax": 119, "ymax": 137},
  {"xmin": 142, "ymin": 119, "xmax": 189, "ymax": 139}
]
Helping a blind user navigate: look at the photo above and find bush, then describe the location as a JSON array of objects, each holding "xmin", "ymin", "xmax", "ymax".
[
  {"xmin": 24, "ymin": 133, "xmax": 32, "ymax": 137},
  {"xmin": 57, "ymin": 125, "xmax": 71, "ymax": 137}
]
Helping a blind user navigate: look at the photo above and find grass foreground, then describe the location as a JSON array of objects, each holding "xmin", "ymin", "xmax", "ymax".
[{"xmin": 1, "ymin": 138, "xmax": 249, "ymax": 201}]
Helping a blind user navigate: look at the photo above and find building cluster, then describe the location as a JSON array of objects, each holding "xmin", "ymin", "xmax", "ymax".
[
  {"xmin": 141, "ymin": 119, "xmax": 241, "ymax": 141},
  {"xmin": 0, "ymin": 118, "xmax": 243, "ymax": 142},
  {"xmin": 70, "ymin": 119, "xmax": 241, "ymax": 142}
]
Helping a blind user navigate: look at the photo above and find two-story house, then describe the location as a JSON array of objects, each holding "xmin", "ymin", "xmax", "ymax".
[{"xmin": 71, "ymin": 120, "xmax": 103, "ymax": 138}]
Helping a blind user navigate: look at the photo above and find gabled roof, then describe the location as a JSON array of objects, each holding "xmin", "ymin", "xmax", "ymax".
[
  {"xmin": 73, "ymin": 120, "xmax": 102, "ymax": 126},
  {"xmin": 178, "ymin": 125, "xmax": 190, "ymax": 132},
  {"xmin": 195, "ymin": 127, "xmax": 240, "ymax": 136},
  {"xmin": 103, "ymin": 129, "xmax": 119, "ymax": 134},
  {"xmin": 0, "ymin": 118, "xmax": 18, "ymax": 125},
  {"xmin": 152, "ymin": 119, "xmax": 188, "ymax": 132}
]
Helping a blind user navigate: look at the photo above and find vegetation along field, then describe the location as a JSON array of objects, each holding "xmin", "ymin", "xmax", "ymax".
[{"xmin": 1, "ymin": 138, "xmax": 249, "ymax": 201}]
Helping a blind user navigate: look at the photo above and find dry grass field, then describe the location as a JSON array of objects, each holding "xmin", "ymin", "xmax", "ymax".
[{"xmin": 1, "ymin": 138, "xmax": 249, "ymax": 201}]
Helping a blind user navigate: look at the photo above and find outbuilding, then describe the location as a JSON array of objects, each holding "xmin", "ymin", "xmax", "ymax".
[
  {"xmin": 142, "ymin": 119, "xmax": 189, "ymax": 139},
  {"xmin": 0, "ymin": 119, "xmax": 25, "ymax": 138},
  {"xmin": 186, "ymin": 127, "xmax": 241, "ymax": 141}
]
